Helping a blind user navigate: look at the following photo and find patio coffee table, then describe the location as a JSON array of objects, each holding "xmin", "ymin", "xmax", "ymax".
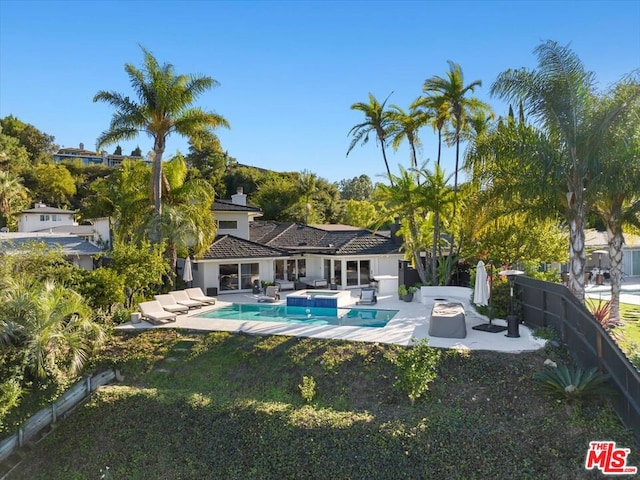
[{"xmin": 429, "ymin": 301, "xmax": 467, "ymax": 338}]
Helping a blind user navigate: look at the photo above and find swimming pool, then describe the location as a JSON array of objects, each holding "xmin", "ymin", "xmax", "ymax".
[{"xmin": 196, "ymin": 303, "xmax": 398, "ymax": 328}]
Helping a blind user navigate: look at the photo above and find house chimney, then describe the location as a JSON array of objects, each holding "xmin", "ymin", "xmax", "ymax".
[
  {"xmin": 231, "ymin": 186, "xmax": 247, "ymax": 206},
  {"xmin": 35, "ymin": 202, "xmax": 47, "ymax": 208},
  {"xmin": 79, "ymin": 142, "xmax": 84, "ymax": 150},
  {"xmin": 389, "ymin": 217, "xmax": 402, "ymax": 244}
]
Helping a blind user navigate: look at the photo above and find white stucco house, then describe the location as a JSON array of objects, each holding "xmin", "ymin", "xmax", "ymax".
[{"xmin": 182, "ymin": 188, "xmax": 404, "ymax": 295}]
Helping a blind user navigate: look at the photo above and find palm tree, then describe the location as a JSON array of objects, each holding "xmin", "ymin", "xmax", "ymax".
[
  {"xmin": 417, "ymin": 164, "xmax": 455, "ymax": 285},
  {"xmin": 388, "ymin": 105, "xmax": 429, "ymax": 169},
  {"xmin": 591, "ymin": 79, "xmax": 640, "ymax": 320},
  {"xmin": 422, "ymin": 61, "xmax": 490, "ymax": 196},
  {"xmin": 412, "ymin": 95, "xmax": 449, "ymax": 167},
  {"xmin": 374, "ymin": 166, "xmax": 429, "ymax": 283},
  {"xmin": 0, "ymin": 278, "xmax": 106, "ymax": 380},
  {"xmin": 93, "ymin": 47, "xmax": 229, "ymax": 241},
  {"xmin": 491, "ymin": 40, "xmax": 639, "ymax": 303},
  {"xmin": 0, "ymin": 170, "xmax": 29, "ymax": 229},
  {"xmin": 347, "ymin": 93, "xmax": 395, "ymax": 186},
  {"xmin": 149, "ymin": 154, "xmax": 217, "ymax": 286}
]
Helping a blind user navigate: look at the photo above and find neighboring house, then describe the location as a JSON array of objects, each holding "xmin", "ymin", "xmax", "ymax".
[
  {"xmin": 185, "ymin": 188, "xmax": 403, "ymax": 295},
  {"xmin": 53, "ymin": 143, "xmax": 151, "ymax": 167},
  {"xmin": 17, "ymin": 203, "xmax": 111, "ymax": 248},
  {"xmin": 0, "ymin": 232, "xmax": 103, "ymax": 270},
  {"xmin": 585, "ymin": 229, "xmax": 640, "ymax": 277}
]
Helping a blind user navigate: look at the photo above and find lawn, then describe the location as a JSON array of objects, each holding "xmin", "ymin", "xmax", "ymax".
[{"xmin": 6, "ymin": 330, "xmax": 639, "ymax": 480}]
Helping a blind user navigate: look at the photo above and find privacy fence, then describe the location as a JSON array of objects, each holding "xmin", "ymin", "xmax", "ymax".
[
  {"xmin": 514, "ymin": 276, "xmax": 640, "ymax": 439},
  {"xmin": 0, "ymin": 369, "xmax": 116, "ymax": 473}
]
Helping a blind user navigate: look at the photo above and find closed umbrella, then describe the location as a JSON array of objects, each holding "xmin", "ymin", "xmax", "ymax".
[
  {"xmin": 183, "ymin": 256, "xmax": 193, "ymax": 286},
  {"xmin": 473, "ymin": 260, "xmax": 489, "ymax": 306}
]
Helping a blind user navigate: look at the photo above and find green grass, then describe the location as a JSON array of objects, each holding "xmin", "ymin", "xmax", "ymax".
[{"xmin": 6, "ymin": 330, "xmax": 639, "ymax": 480}]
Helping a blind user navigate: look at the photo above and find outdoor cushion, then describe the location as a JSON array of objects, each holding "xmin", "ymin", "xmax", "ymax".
[
  {"xmin": 185, "ymin": 287, "xmax": 216, "ymax": 305},
  {"xmin": 429, "ymin": 302, "xmax": 467, "ymax": 338},
  {"xmin": 154, "ymin": 294, "xmax": 189, "ymax": 313},
  {"xmin": 139, "ymin": 300, "xmax": 177, "ymax": 324},
  {"xmin": 170, "ymin": 290, "xmax": 205, "ymax": 308},
  {"xmin": 357, "ymin": 287, "xmax": 377, "ymax": 305},
  {"xmin": 257, "ymin": 285, "xmax": 280, "ymax": 303}
]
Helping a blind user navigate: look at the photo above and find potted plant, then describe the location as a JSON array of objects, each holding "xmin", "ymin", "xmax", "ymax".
[{"xmin": 398, "ymin": 284, "xmax": 415, "ymax": 302}]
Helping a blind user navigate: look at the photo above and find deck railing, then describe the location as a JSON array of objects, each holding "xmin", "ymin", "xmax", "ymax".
[{"xmin": 514, "ymin": 275, "xmax": 640, "ymax": 439}]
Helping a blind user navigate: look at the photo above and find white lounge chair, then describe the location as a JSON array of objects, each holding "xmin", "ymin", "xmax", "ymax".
[
  {"xmin": 185, "ymin": 287, "xmax": 216, "ymax": 305},
  {"xmin": 139, "ymin": 300, "xmax": 177, "ymax": 324},
  {"xmin": 154, "ymin": 294, "xmax": 189, "ymax": 313},
  {"xmin": 169, "ymin": 290, "xmax": 205, "ymax": 309},
  {"xmin": 257, "ymin": 285, "xmax": 280, "ymax": 303},
  {"xmin": 357, "ymin": 287, "xmax": 377, "ymax": 305}
]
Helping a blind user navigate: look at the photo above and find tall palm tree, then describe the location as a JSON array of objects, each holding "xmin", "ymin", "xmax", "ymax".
[
  {"xmin": 491, "ymin": 40, "xmax": 639, "ymax": 303},
  {"xmin": 591, "ymin": 80, "xmax": 640, "ymax": 320},
  {"xmin": 93, "ymin": 47, "xmax": 229, "ymax": 241},
  {"xmin": 388, "ymin": 105, "xmax": 429, "ymax": 169},
  {"xmin": 412, "ymin": 95, "xmax": 449, "ymax": 167},
  {"xmin": 422, "ymin": 61, "xmax": 490, "ymax": 195},
  {"xmin": 298, "ymin": 169, "xmax": 318, "ymax": 224},
  {"xmin": 347, "ymin": 93, "xmax": 395, "ymax": 186},
  {"xmin": 0, "ymin": 170, "xmax": 29, "ymax": 229}
]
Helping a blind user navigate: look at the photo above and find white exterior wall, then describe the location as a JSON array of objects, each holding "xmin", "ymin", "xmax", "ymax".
[
  {"xmin": 70, "ymin": 255, "xmax": 94, "ymax": 271},
  {"xmin": 215, "ymin": 212, "xmax": 251, "ymax": 240},
  {"xmin": 91, "ymin": 218, "xmax": 111, "ymax": 248},
  {"xmin": 18, "ymin": 212, "xmax": 76, "ymax": 233}
]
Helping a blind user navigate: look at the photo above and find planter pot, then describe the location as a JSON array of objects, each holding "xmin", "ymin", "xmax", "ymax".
[{"xmin": 402, "ymin": 293, "xmax": 414, "ymax": 302}]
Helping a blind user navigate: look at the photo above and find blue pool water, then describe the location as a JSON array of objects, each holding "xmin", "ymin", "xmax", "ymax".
[{"xmin": 196, "ymin": 304, "xmax": 398, "ymax": 328}]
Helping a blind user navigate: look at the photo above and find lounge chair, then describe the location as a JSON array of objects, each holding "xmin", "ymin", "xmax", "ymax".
[
  {"xmin": 185, "ymin": 287, "xmax": 217, "ymax": 305},
  {"xmin": 257, "ymin": 285, "xmax": 280, "ymax": 303},
  {"xmin": 154, "ymin": 294, "xmax": 189, "ymax": 313},
  {"xmin": 356, "ymin": 287, "xmax": 377, "ymax": 305},
  {"xmin": 139, "ymin": 300, "xmax": 177, "ymax": 324},
  {"xmin": 169, "ymin": 290, "xmax": 205, "ymax": 309}
]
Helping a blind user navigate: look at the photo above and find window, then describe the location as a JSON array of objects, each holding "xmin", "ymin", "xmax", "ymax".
[
  {"xmin": 218, "ymin": 220, "xmax": 238, "ymax": 229},
  {"xmin": 220, "ymin": 262, "xmax": 259, "ymax": 291},
  {"xmin": 52, "ymin": 214, "xmax": 62, "ymax": 222},
  {"xmin": 347, "ymin": 260, "xmax": 371, "ymax": 286},
  {"xmin": 39, "ymin": 215, "xmax": 50, "ymax": 222}
]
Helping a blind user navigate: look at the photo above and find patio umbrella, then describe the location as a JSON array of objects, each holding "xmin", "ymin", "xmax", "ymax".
[
  {"xmin": 183, "ymin": 256, "xmax": 193, "ymax": 286},
  {"xmin": 474, "ymin": 260, "xmax": 489, "ymax": 306}
]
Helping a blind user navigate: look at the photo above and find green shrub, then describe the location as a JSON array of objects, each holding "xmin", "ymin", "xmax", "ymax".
[
  {"xmin": 533, "ymin": 326, "xmax": 559, "ymax": 341},
  {"xmin": 389, "ymin": 338, "xmax": 441, "ymax": 404},
  {"xmin": 534, "ymin": 364, "xmax": 615, "ymax": 407},
  {"xmin": 0, "ymin": 378, "xmax": 23, "ymax": 429},
  {"xmin": 298, "ymin": 375, "xmax": 316, "ymax": 403},
  {"xmin": 78, "ymin": 267, "xmax": 126, "ymax": 313}
]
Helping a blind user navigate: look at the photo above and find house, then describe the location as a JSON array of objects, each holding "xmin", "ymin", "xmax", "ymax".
[
  {"xmin": 185, "ymin": 188, "xmax": 404, "ymax": 295},
  {"xmin": 53, "ymin": 143, "xmax": 151, "ymax": 167},
  {"xmin": 17, "ymin": 203, "xmax": 111, "ymax": 248},
  {"xmin": 584, "ymin": 229, "xmax": 640, "ymax": 277},
  {"xmin": 0, "ymin": 232, "xmax": 103, "ymax": 270}
]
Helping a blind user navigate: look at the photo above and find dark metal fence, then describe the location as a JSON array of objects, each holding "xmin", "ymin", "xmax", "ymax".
[{"xmin": 514, "ymin": 275, "xmax": 640, "ymax": 439}]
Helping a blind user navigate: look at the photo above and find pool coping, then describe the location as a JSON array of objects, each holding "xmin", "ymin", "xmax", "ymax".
[{"xmin": 117, "ymin": 287, "xmax": 547, "ymax": 353}]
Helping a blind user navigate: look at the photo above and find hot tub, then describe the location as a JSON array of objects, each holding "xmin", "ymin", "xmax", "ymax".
[{"xmin": 286, "ymin": 289, "xmax": 353, "ymax": 308}]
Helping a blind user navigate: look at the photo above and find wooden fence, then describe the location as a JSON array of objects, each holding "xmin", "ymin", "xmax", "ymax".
[
  {"xmin": 0, "ymin": 369, "xmax": 116, "ymax": 468},
  {"xmin": 514, "ymin": 276, "xmax": 640, "ymax": 439}
]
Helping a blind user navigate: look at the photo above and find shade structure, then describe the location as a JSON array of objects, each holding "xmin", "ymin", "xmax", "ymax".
[
  {"xmin": 473, "ymin": 260, "xmax": 489, "ymax": 306},
  {"xmin": 183, "ymin": 256, "xmax": 193, "ymax": 284}
]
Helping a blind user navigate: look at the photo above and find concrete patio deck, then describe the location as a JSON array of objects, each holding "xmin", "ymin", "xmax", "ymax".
[{"xmin": 117, "ymin": 287, "xmax": 547, "ymax": 353}]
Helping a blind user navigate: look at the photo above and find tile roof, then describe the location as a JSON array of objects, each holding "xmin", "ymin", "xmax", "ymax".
[
  {"xmin": 249, "ymin": 221, "xmax": 401, "ymax": 256},
  {"xmin": 212, "ymin": 199, "xmax": 261, "ymax": 213},
  {"xmin": 0, "ymin": 234, "xmax": 103, "ymax": 256},
  {"xmin": 20, "ymin": 206, "xmax": 76, "ymax": 214},
  {"xmin": 201, "ymin": 235, "xmax": 288, "ymax": 260}
]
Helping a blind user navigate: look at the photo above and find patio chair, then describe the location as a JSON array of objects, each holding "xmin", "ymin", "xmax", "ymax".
[
  {"xmin": 185, "ymin": 287, "xmax": 217, "ymax": 305},
  {"xmin": 356, "ymin": 287, "xmax": 377, "ymax": 305},
  {"xmin": 154, "ymin": 294, "xmax": 189, "ymax": 314},
  {"xmin": 139, "ymin": 300, "xmax": 177, "ymax": 325},
  {"xmin": 169, "ymin": 290, "xmax": 205, "ymax": 309},
  {"xmin": 257, "ymin": 285, "xmax": 280, "ymax": 303}
]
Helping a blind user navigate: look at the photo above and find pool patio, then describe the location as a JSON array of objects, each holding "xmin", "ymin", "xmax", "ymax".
[{"xmin": 117, "ymin": 287, "xmax": 548, "ymax": 353}]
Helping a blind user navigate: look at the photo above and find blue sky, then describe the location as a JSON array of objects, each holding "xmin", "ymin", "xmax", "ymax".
[{"xmin": 1, "ymin": 0, "xmax": 639, "ymax": 184}]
